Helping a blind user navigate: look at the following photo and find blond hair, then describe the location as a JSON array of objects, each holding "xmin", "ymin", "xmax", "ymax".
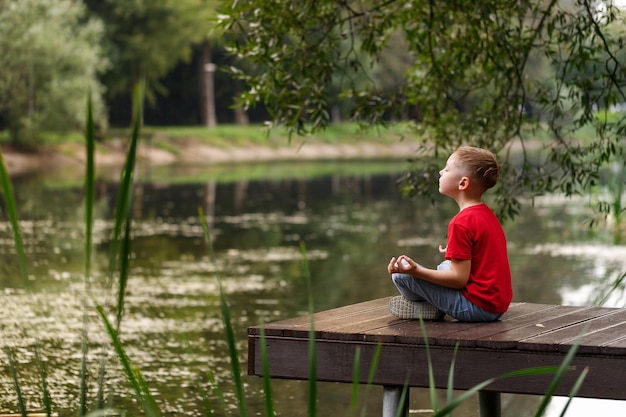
[{"xmin": 453, "ymin": 146, "xmax": 500, "ymax": 190}]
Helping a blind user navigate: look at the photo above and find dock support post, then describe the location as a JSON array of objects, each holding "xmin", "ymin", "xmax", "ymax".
[
  {"xmin": 382, "ymin": 385, "xmax": 409, "ymax": 417},
  {"xmin": 478, "ymin": 391, "xmax": 501, "ymax": 417}
]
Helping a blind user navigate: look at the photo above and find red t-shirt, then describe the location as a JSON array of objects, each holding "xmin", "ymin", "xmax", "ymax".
[{"xmin": 445, "ymin": 204, "xmax": 512, "ymax": 313}]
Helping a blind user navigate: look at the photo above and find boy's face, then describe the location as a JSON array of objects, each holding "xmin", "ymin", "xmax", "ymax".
[{"xmin": 438, "ymin": 153, "xmax": 464, "ymax": 197}]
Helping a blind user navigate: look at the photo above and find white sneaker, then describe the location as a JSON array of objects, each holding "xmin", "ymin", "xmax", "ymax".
[{"xmin": 389, "ymin": 296, "xmax": 445, "ymax": 320}]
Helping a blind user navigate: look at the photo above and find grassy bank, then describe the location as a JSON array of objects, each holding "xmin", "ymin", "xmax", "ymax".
[
  {"xmin": 0, "ymin": 122, "xmax": 423, "ymax": 156},
  {"xmin": 124, "ymin": 122, "xmax": 422, "ymax": 148}
]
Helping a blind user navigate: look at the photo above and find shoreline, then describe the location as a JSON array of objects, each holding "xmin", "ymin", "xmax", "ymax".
[{"xmin": 1, "ymin": 139, "xmax": 424, "ymax": 177}]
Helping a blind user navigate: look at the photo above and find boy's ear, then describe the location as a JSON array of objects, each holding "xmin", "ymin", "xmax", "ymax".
[{"xmin": 458, "ymin": 176, "xmax": 470, "ymax": 190}]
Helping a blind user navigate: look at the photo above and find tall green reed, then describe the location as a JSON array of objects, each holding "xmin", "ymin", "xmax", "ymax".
[
  {"xmin": 199, "ymin": 208, "xmax": 249, "ymax": 417},
  {"xmin": 93, "ymin": 83, "xmax": 164, "ymax": 417},
  {"xmin": 4, "ymin": 346, "xmax": 27, "ymax": 417},
  {"xmin": 79, "ymin": 90, "xmax": 97, "ymax": 417},
  {"xmin": 351, "ymin": 344, "xmax": 382, "ymax": 417},
  {"xmin": 0, "ymin": 102, "xmax": 49, "ymax": 417},
  {"xmin": 35, "ymin": 344, "xmax": 52, "ymax": 417},
  {"xmin": 0, "ymin": 152, "xmax": 29, "ymax": 290}
]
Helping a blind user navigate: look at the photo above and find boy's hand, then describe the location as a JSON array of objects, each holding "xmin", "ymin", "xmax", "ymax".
[{"xmin": 388, "ymin": 256, "xmax": 418, "ymax": 274}]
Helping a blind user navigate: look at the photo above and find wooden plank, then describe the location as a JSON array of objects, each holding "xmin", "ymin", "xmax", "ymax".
[
  {"xmin": 247, "ymin": 298, "xmax": 390, "ymax": 373},
  {"xmin": 519, "ymin": 308, "xmax": 626, "ymax": 353},
  {"xmin": 421, "ymin": 304, "xmax": 570, "ymax": 348},
  {"xmin": 248, "ymin": 297, "xmax": 390, "ymax": 337},
  {"xmin": 248, "ymin": 300, "xmax": 626, "ymax": 402},
  {"xmin": 250, "ymin": 300, "xmax": 548, "ymax": 340},
  {"xmin": 359, "ymin": 303, "xmax": 563, "ymax": 348},
  {"xmin": 475, "ymin": 306, "xmax": 611, "ymax": 349},
  {"xmin": 251, "ymin": 298, "xmax": 511, "ymax": 342},
  {"xmin": 599, "ymin": 334, "xmax": 626, "ymax": 355},
  {"xmin": 248, "ymin": 334, "xmax": 626, "ymax": 399},
  {"xmin": 249, "ymin": 301, "xmax": 584, "ymax": 347},
  {"xmin": 318, "ymin": 305, "xmax": 399, "ymax": 339},
  {"xmin": 570, "ymin": 320, "xmax": 626, "ymax": 355}
]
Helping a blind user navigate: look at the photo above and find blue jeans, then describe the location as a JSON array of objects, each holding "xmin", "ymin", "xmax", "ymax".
[{"xmin": 391, "ymin": 260, "xmax": 502, "ymax": 322}]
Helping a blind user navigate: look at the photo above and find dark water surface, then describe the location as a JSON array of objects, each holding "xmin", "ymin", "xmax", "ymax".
[{"xmin": 1, "ymin": 160, "xmax": 625, "ymax": 416}]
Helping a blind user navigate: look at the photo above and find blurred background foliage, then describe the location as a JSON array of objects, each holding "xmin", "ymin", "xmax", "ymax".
[{"xmin": 2, "ymin": 0, "xmax": 626, "ymax": 221}]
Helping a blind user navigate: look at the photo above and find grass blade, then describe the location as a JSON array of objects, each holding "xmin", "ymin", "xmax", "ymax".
[
  {"xmin": 533, "ymin": 327, "xmax": 586, "ymax": 417},
  {"xmin": 366, "ymin": 344, "xmax": 382, "ymax": 386},
  {"xmin": 359, "ymin": 344, "xmax": 382, "ymax": 417},
  {"xmin": 394, "ymin": 385, "xmax": 410, "ymax": 417},
  {"xmin": 205, "ymin": 371, "xmax": 230, "ymax": 415},
  {"xmin": 0, "ymin": 151, "xmax": 29, "ymax": 290},
  {"xmin": 432, "ymin": 366, "xmax": 562, "ymax": 417},
  {"xmin": 195, "ymin": 378, "xmax": 216, "ymax": 417},
  {"xmin": 96, "ymin": 304, "xmax": 161, "ymax": 417},
  {"xmin": 599, "ymin": 273, "xmax": 626, "ymax": 306},
  {"xmin": 133, "ymin": 367, "xmax": 161, "ymax": 416},
  {"xmin": 199, "ymin": 208, "xmax": 248, "ymax": 417},
  {"xmin": 180, "ymin": 336, "xmax": 217, "ymax": 417},
  {"xmin": 80, "ymin": 91, "xmax": 96, "ymax": 417},
  {"xmin": 115, "ymin": 216, "xmax": 133, "ymax": 332},
  {"xmin": 95, "ymin": 350, "xmax": 108, "ymax": 410},
  {"xmin": 110, "ymin": 84, "xmax": 141, "ymax": 332},
  {"xmin": 557, "ymin": 367, "xmax": 589, "ymax": 417},
  {"xmin": 79, "ymin": 309, "xmax": 89, "ymax": 416},
  {"xmin": 217, "ymin": 284, "xmax": 248, "ymax": 417},
  {"xmin": 446, "ymin": 342, "xmax": 460, "ymax": 412},
  {"xmin": 418, "ymin": 318, "xmax": 438, "ymax": 412},
  {"xmin": 108, "ymin": 83, "xmax": 142, "ymax": 286},
  {"xmin": 4, "ymin": 347, "xmax": 27, "ymax": 417},
  {"xmin": 85, "ymin": 91, "xmax": 95, "ymax": 288},
  {"xmin": 34, "ymin": 344, "xmax": 52, "ymax": 417}
]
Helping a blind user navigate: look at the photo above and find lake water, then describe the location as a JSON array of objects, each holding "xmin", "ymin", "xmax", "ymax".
[{"xmin": 1, "ymin": 159, "xmax": 625, "ymax": 416}]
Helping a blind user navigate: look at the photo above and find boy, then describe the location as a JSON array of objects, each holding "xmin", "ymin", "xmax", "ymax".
[{"xmin": 388, "ymin": 146, "xmax": 512, "ymax": 322}]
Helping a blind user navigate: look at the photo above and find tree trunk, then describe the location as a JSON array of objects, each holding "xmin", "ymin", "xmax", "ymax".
[
  {"xmin": 200, "ymin": 42, "xmax": 217, "ymax": 128},
  {"xmin": 234, "ymin": 104, "xmax": 249, "ymax": 125}
]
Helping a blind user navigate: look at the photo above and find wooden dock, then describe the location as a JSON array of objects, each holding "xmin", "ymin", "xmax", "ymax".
[{"xmin": 248, "ymin": 297, "xmax": 626, "ymax": 416}]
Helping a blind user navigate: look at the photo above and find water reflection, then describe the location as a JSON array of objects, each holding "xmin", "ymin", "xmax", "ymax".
[{"xmin": 0, "ymin": 163, "xmax": 624, "ymax": 416}]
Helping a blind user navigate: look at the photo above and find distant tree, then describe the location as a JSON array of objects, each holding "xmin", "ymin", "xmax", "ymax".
[
  {"xmin": 221, "ymin": 0, "xmax": 626, "ymax": 221},
  {"xmin": 0, "ymin": 0, "xmax": 107, "ymax": 146},
  {"xmin": 85, "ymin": 0, "xmax": 215, "ymax": 124}
]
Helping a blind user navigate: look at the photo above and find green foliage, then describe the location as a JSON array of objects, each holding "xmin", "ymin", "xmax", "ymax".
[
  {"xmin": 85, "ymin": 0, "xmax": 215, "ymax": 106},
  {"xmin": 0, "ymin": 0, "xmax": 108, "ymax": 145},
  {"xmin": 221, "ymin": 0, "xmax": 626, "ymax": 221}
]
